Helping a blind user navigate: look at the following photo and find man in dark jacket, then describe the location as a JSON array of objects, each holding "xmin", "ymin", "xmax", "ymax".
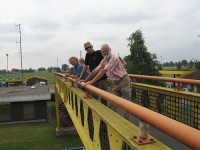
[{"xmin": 77, "ymin": 41, "xmax": 108, "ymax": 106}]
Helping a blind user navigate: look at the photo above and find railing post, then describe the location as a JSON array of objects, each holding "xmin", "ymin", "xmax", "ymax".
[
  {"xmin": 177, "ymin": 83, "xmax": 181, "ymax": 91},
  {"xmin": 132, "ymin": 120, "xmax": 156, "ymax": 145},
  {"xmin": 134, "ymin": 77, "xmax": 137, "ymax": 83},
  {"xmin": 55, "ymin": 85, "xmax": 61, "ymax": 132},
  {"xmin": 139, "ymin": 119, "xmax": 149, "ymax": 140},
  {"xmin": 85, "ymin": 89, "xmax": 91, "ymax": 99},
  {"xmin": 71, "ymin": 80, "xmax": 74, "ymax": 87}
]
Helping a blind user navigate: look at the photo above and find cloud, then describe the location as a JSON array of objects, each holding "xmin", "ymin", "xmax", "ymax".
[{"xmin": 0, "ymin": 0, "xmax": 200, "ymax": 70}]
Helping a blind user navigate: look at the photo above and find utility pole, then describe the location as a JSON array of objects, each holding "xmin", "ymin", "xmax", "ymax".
[
  {"xmin": 16, "ymin": 23, "xmax": 23, "ymax": 85},
  {"xmin": 80, "ymin": 50, "xmax": 82, "ymax": 58},
  {"xmin": 57, "ymin": 59, "xmax": 58, "ymax": 68},
  {"xmin": 161, "ymin": 56, "xmax": 162, "ymax": 66},
  {"xmin": 6, "ymin": 54, "xmax": 8, "ymax": 73}
]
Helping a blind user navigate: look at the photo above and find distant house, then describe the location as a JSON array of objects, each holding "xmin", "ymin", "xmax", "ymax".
[
  {"xmin": 181, "ymin": 70, "xmax": 200, "ymax": 92},
  {"xmin": 25, "ymin": 76, "xmax": 48, "ymax": 86},
  {"xmin": 3, "ymin": 76, "xmax": 48, "ymax": 87},
  {"xmin": 0, "ymin": 85, "xmax": 51, "ymax": 125}
]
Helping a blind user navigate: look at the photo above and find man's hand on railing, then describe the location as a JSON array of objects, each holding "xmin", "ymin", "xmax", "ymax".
[
  {"xmin": 85, "ymin": 81, "xmax": 94, "ymax": 86},
  {"xmin": 76, "ymin": 77, "xmax": 81, "ymax": 82},
  {"xmin": 79, "ymin": 79, "xmax": 86, "ymax": 83}
]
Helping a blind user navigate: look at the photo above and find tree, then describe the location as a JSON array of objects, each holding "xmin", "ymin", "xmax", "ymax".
[
  {"xmin": 56, "ymin": 67, "xmax": 61, "ymax": 72},
  {"xmin": 169, "ymin": 61, "xmax": 175, "ymax": 67},
  {"xmin": 62, "ymin": 64, "xmax": 69, "ymax": 71},
  {"xmin": 188, "ymin": 60, "xmax": 194, "ymax": 69},
  {"xmin": 158, "ymin": 64, "xmax": 163, "ymax": 70},
  {"xmin": 181, "ymin": 59, "xmax": 188, "ymax": 67},
  {"xmin": 162, "ymin": 62, "xmax": 169, "ymax": 67},
  {"xmin": 176, "ymin": 61, "xmax": 182, "ymax": 70},
  {"xmin": 47, "ymin": 67, "xmax": 53, "ymax": 72},
  {"xmin": 126, "ymin": 29, "xmax": 163, "ymax": 86},
  {"xmin": 194, "ymin": 60, "xmax": 200, "ymax": 69},
  {"xmin": 38, "ymin": 67, "xmax": 46, "ymax": 71}
]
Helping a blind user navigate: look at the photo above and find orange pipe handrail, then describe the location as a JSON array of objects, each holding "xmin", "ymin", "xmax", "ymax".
[
  {"xmin": 129, "ymin": 74, "xmax": 200, "ymax": 85},
  {"xmin": 80, "ymin": 82, "xmax": 200, "ymax": 149},
  {"xmin": 55, "ymin": 73, "xmax": 200, "ymax": 149},
  {"xmin": 129, "ymin": 74, "xmax": 200, "ymax": 91}
]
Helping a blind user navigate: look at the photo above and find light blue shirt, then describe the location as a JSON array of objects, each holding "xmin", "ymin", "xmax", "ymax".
[{"xmin": 74, "ymin": 63, "xmax": 89, "ymax": 79}]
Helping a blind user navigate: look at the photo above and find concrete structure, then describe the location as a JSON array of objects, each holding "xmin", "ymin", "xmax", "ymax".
[{"xmin": 0, "ymin": 85, "xmax": 51, "ymax": 124}]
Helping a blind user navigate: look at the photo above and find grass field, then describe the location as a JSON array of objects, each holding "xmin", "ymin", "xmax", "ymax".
[
  {"xmin": 1, "ymin": 66, "xmax": 186, "ymax": 84},
  {"xmin": 0, "ymin": 102, "xmax": 83, "ymax": 150},
  {"xmin": 4, "ymin": 71, "xmax": 55, "ymax": 84}
]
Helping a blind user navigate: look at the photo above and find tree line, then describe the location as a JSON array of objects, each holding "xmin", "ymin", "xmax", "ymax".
[
  {"xmin": 0, "ymin": 64, "xmax": 70, "ymax": 73},
  {"xmin": 163, "ymin": 59, "xmax": 200, "ymax": 70}
]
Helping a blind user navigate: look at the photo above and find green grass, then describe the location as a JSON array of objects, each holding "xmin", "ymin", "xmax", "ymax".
[
  {"xmin": 0, "ymin": 102, "xmax": 83, "ymax": 150},
  {"xmin": 5, "ymin": 71, "xmax": 55, "ymax": 84}
]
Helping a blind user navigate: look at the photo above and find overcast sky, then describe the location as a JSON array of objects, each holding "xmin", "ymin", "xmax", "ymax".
[{"xmin": 0, "ymin": 0, "xmax": 200, "ymax": 70}]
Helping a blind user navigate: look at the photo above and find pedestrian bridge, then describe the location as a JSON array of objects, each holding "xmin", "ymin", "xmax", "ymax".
[{"xmin": 54, "ymin": 72, "xmax": 200, "ymax": 150}]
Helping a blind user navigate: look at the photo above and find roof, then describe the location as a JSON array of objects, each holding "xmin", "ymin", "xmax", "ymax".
[
  {"xmin": 181, "ymin": 70, "xmax": 199, "ymax": 79},
  {"xmin": 0, "ymin": 85, "xmax": 51, "ymax": 103},
  {"xmin": 25, "ymin": 76, "xmax": 48, "ymax": 81}
]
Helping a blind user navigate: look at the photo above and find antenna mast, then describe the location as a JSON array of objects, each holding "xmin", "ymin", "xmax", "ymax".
[{"xmin": 16, "ymin": 23, "xmax": 23, "ymax": 85}]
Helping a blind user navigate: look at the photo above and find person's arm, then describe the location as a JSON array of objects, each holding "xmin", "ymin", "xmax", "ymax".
[
  {"xmin": 81, "ymin": 69, "xmax": 98, "ymax": 82},
  {"xmin": 76, "ymin": 65, "xmax": 87, "ymax": 81},
  {"xmin": 85, "ymin": 69, "xmax": 107, "ymax": 85},
  {"xmin": 66, "ymin": 74, "xmax": 79, "ymax": 79}
]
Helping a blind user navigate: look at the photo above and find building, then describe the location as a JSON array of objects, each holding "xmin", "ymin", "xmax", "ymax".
[
  {"xmin": 0, "ymin": 85, "xmax": 51, "ymax": 125},
  {"xmin": 181, "ymin": 70, "xmax": 200, "ymax": 92},
  {"xmin": 0, "ymin": 76, "xmax": 48, "ymax": 87}
]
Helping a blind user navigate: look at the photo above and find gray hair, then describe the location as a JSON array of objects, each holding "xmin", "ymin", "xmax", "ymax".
[
  {"xmin": 101, "ymin": 44, "xmax": 111, "ymax": 49},
  {"xmin": 69, "ymin": 56, "xmax": 78, "ymax": 62},
  {"xmin": 84, "ymin": 41, "xmax": 93, "ymax": 47}
]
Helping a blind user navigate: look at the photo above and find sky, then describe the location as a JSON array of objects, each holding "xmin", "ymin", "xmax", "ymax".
[{"xmin": 0, "ymin": 0, "xmax": 200, "ymax": 70}]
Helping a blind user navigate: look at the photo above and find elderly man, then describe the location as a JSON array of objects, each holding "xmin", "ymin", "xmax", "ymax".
[{"xmin": 83, "ymin": 44, "xmax": 132, "ymax": 121}]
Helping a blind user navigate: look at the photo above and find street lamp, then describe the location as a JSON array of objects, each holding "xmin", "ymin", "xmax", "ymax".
[
  {"xmin": 57, "ymin": 59, "xmax": 58, "ymax": 68},
  {"xmin": 6, "ymin": 54, "xmax": 8, "ymax": 73},
  {"xmin": 161, "ymin": 56, "xmax": 162, "ymax": 65}
]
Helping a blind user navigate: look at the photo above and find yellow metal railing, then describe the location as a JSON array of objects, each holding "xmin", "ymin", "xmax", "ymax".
[
  {"xmin": 54, "ymin": 73, "xmax": 200, "ymax": 149},
  {"xmin": 54, "ymin": 73, "xmax": 170, "ymax": 150},
  {"xmin": 129, "ymin": 74, "xmax": 200, "ymax": 129}
]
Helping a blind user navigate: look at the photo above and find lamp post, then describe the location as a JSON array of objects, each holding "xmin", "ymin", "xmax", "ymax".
[
  {"xmin": 57, "ymin": 59, "xmax": 58, "ymax": 68},
  {"xmin": 6, "ymin": 54, "xmax": 8, "ymax": 73},
  {"xmin": 161, "ymin": 56, "xmax": 162, "ymax": 66}
]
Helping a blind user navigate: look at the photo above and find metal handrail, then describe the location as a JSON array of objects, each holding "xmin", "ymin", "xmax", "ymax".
[
  {"xmin": 129, "ymin": 74, "xmax": 200, "ymax": 91},
  {"xmin": 55, "ymin": 72, "xmax": 200, "ymax": 149}
]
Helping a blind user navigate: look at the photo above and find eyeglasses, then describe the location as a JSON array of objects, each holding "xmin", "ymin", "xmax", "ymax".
[{"xmin": 85, "ymin": 46, "xmax": 92, "ymax": 50}]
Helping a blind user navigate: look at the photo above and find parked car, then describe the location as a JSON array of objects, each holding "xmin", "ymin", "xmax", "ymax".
[{"xmin": 181, "ymin": 88, "xmax": 191, "ymax": 92}]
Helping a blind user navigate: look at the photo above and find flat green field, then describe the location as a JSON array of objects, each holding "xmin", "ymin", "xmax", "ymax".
[
  {"xmin": 0, "ymin": 102, "xmax": 83, "ymax": 150},
  {"xmin": 1, "ymin": 66, "xmax": 186, "ymax": 84}
]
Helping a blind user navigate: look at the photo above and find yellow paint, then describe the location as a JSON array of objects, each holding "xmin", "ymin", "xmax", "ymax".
[
  {"xmin": 54, "ymin": 76, "xmax": 171, "ymax": 150},
  {"xmin": 159, "ymin": 70, "xmax": 195, "ymax": 75}
]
